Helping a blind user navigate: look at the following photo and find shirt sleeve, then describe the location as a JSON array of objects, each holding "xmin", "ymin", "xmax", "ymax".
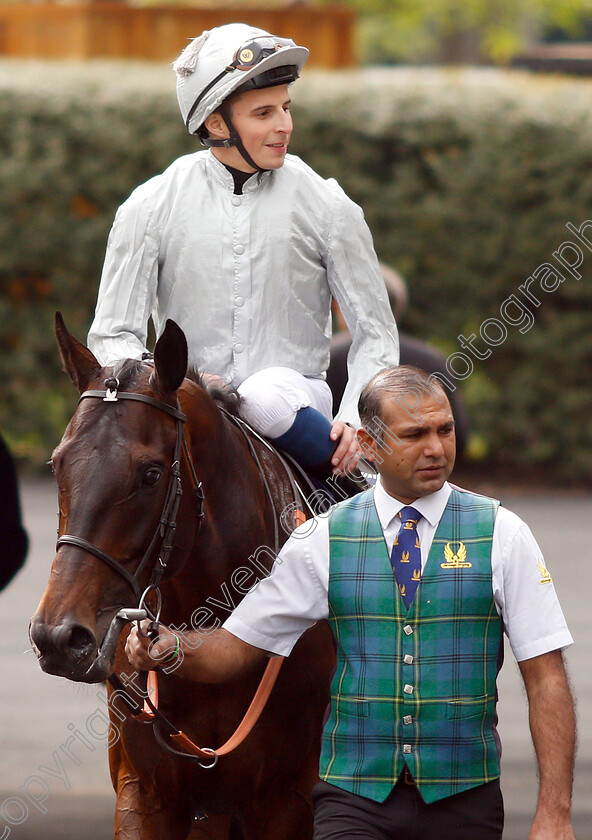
[
  {"xmin": 325, "ymin": 189, "xmax": 400, "ymax": 427},
  {"xmin": 492, "ymin": 507, "xmax": 573, "ymax": 661},
  {"xmin": 223, "ymin": 515, "xmax": 331, "ymax": 656},
  {"xmin": 87, "ymin": 186, "xmax": 160, "ymax": 365}
]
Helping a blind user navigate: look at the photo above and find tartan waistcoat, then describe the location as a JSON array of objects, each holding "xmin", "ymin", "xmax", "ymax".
[{"xmin": 321, "ymin": 487, "xmax": 502, "ymax": 804}]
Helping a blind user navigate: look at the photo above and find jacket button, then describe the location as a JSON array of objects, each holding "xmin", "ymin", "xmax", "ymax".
[
  {"xmin": 404, "ymin": 654, "xmax": 414, "ymax": 664},
  {"xmin": 403, "ymin": 684, "xmax": 414, "ymax": 695},
  {"xmin": 403, "ymin": 715, "xmax": 413, "ymax": 725},
  {"xmin": 403, "ymin": 625, "xmax": 413, "ymax": 636},
  {"xmin": 403, "ymin": 744, "xmax": 412, "ymax": 754}
]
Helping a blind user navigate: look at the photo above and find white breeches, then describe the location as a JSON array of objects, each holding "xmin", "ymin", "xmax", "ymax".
[{"xmin": 237, "ymin": 367, "xmax": 333, "ymax": 438}]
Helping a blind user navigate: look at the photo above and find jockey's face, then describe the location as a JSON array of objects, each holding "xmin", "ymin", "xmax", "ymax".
[
  {"xmin": 358, "ymin": 393, "xmax": 456, "ymax": 504},
  {"xmin": 205, "ymin": 85, "xmax": 293, "ymax": 173}
]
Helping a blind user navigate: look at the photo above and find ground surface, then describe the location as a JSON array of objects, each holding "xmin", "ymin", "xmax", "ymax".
[{"xmin": 1, "ymin": 477, "xmax": 590, "ymax": 839}]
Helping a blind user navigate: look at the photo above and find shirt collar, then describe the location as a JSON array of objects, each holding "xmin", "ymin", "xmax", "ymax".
[
  {"xmin": 373, "ymin": 476, "xmax": 452, "ymax": 530},
  {"xmin": 206, "ymin": 150, "xmax": 271, "ymax": 192}
]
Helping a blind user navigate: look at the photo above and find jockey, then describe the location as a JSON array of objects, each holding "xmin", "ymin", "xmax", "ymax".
[{"xmin": 88, "ymin": 22, "xmax": 399, "ymax": 475}]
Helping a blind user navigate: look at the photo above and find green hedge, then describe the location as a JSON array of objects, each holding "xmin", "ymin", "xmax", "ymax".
[{"xmin": 1, "ymin": 61, "xmax": 591, "ymax": 483}]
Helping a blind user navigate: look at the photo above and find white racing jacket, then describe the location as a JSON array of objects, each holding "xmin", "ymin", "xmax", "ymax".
[{"xmin": 88, "ymin": 150, "xmax": 399, "ymax": 426}]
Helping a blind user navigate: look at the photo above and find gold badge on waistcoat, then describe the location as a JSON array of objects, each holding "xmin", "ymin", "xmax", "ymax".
[
  {"xmin": 537, "ymin": 559, "xmax": 552, "ymax": 584},
  {"xmin": 441, "ymin": 542, "xmax": 472, "ymax": 569}
]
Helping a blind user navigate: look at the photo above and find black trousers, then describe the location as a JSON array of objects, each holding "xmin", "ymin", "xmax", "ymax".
[{"xmin": 312, "ymin": 774, "xmax": 504, "ymax": 840}]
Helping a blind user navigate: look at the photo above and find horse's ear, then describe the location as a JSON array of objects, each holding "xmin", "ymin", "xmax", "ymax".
[
  {"xmin": 152, "ymin": 320, "xmax": 188, "ymax": 396},
  {"xmin": 55, "ymin": 311, "xmax": 102, "ymax": 393}
]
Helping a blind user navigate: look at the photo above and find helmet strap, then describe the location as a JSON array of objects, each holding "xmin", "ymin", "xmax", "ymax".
[{"xmin": 202, "ymin": 102, "xmax": 267, "ymax": 174}]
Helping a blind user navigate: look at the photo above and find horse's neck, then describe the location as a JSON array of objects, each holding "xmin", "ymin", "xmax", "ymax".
[
  {"xmin": 185, "ymin": 401, "xmax": 286, "ymax": 570},
  {"xmin": 163, "ymin": 416, "xmax": 290, "ymax": 625}
]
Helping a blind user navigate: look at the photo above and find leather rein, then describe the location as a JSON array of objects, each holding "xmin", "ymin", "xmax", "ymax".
[{"xmin": 55, "ymin": 379, "xmax": 284, "ymax": 768}]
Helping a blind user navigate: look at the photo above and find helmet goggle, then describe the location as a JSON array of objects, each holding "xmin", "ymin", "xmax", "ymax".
[
  {"xmin": 185, "ymin": 35, "xmax": 299, "ymax": 131},
  {"xmin": 231, "ymin": 37, "xmax": 295, "ymax": 71}
]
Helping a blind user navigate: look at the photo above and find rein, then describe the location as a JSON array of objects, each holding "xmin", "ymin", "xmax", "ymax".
[
  {"xmin": 112, "ymin": 656, "xmax": 285, "ymax": 769},
  {"xmin": 56, "ymin": 379, "xmax": 288, "ymax": 768}
]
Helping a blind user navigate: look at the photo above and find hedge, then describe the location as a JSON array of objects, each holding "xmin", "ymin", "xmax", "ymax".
[{"xmin": 1, "ymin": 61, "xmax": 591, "ymax": 483}]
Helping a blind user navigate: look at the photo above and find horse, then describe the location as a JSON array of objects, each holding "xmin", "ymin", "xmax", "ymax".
[{"xmin": 30, "ymin": 314, "xmax": 335, "ymax": 840}]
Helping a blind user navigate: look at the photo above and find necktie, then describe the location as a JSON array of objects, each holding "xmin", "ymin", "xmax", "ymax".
[{"xmin": 391, "ymin": 506, "xmax": 422, "ymax": 609}]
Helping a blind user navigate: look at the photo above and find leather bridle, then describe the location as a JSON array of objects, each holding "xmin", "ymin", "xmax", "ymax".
[
  {"xmin": 56, "ymin": 382, "xmax": 204, "ymax": 603},
  {"xmin": 55, "ymin": 378, "xmax": 288, "ymax": 768}
]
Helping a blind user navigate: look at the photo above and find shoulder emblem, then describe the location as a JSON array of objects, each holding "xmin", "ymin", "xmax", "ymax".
[{"xmin": 537, "ymin": 559, "xmax": 552, "ymax": 585}]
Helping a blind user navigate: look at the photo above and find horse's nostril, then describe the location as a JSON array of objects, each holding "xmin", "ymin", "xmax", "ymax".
[
  {"xmin": 53, "ymin": 622, "xmax": 96, "ymax": 661},
  {"xmin": 59, "ymin": 623, "xmax": 95, "ymax": 658},
  {"xmin": 31, "ymin": 617, "xmax": 96, "ymax": 662}
]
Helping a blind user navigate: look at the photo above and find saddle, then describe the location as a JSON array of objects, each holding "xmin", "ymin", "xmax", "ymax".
[
  {"xmin": 203, "ymin": 375, "xmax": 370, "ymax": 516},
  {"xmin": 278, "ymin": 449, "xmax": 371, "ymax": 510}
]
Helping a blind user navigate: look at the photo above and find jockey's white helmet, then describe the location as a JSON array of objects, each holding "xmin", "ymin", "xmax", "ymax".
[{"xmin": 174, "ymin": 23, "xmax": 309, "ymax": 137}]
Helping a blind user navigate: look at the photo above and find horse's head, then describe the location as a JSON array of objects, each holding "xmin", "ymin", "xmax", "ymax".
[{"xmin": 30, "ymin": 313, "xmax": 196, "ymax": 682}]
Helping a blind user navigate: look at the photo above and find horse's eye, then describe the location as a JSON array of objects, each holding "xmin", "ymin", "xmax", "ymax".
[{"xmin": 142, "ymin": 467, "xmax": 163, "ymax": 486}]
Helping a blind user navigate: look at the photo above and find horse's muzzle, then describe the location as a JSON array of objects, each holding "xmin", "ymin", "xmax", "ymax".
[
  {"xmin": 29, "ymin": 613, "xmax": 101, "ymax": 681},
  {"xmin": 30, "ymin": 607, "xmax": 142, "ymax": 683}
]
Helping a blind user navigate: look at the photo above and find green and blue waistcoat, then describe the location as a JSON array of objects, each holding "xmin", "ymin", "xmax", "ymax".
[{"xmin": 321, "ymin": 487, "xmax": 502, "ymax": 804}]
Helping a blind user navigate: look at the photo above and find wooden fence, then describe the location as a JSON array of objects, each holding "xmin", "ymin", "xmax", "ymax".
[{"xmin": 0, "ymin": 3, "xmax": 356, "ymax": 66}]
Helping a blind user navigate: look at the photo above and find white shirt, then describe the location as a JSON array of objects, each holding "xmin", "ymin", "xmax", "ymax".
[
  {"xmin": 87, "ymin": 150, "xmax": 399, "ymax": 427},
  {"xmin": 224, "ymin": 479, "xmax": 573, "ymax": 661}
]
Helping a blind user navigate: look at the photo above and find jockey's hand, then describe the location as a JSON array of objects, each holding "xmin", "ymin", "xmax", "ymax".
[
  {"xmin": 125, "ymin": 620, "xmax": 179, "ymax": 671},
  {"xmin": 330, "ymin": 421, "xmax": 360, "ymax": 475},
  {"xmin": 201, "ymin": 373, "xmax": 229, "ymax": 392}
]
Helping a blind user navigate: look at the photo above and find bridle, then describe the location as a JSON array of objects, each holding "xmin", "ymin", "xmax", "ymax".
[
  {"xmin": 54, "ymin": 376, "xmax": 290, "ymax": 768},
  {"xmin": 56, "ymin": 378, "xmax": 204, "ymax": 605}
]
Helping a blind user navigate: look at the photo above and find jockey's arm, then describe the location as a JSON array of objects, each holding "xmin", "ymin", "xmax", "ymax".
[{"xmin": 125, "ymin": 621, "xmax": 266, "ymax": 683}]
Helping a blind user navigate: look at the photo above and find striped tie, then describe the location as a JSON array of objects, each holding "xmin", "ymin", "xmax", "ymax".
[{"xmin": 390, "ymin": 506, "xmax": 422, "ymax": 609}]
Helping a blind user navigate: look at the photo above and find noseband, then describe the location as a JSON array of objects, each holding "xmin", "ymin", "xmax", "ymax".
[{"xmin": 56, "ymin": 381, "xmax": 204, "ymax": 603}]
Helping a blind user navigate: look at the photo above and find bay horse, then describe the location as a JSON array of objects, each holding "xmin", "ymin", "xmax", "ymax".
[{"xmin": 30, "ymin": 314, "xmax": 335, "ymax": 840}]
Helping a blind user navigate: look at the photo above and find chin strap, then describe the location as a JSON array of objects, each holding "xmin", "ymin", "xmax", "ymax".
[{"xmin": 202, "ymin": 103, "xmax": 267, "ymax": 174}]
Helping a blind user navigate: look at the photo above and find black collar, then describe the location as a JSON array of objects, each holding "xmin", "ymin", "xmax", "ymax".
[{"xmin": 223, "ymin": 164, "xmax": 258, "ymax": 195}]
